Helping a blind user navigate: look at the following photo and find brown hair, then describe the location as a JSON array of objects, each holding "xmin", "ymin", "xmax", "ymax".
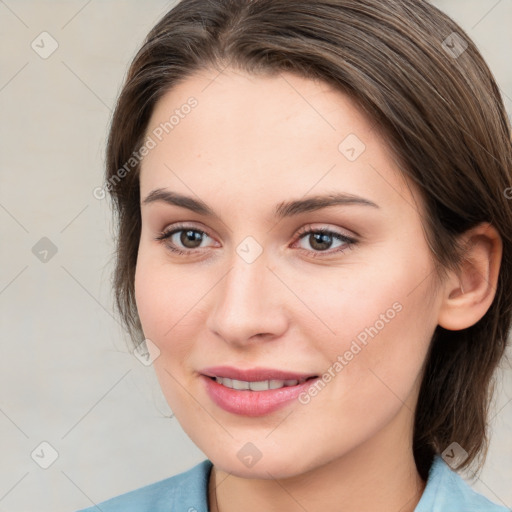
[{"xmin": 104, "ymin": 0, "xmax": 512, "ymax": 480}]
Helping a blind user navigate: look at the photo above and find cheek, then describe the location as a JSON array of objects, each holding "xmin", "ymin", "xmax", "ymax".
[
  {"xmin": 134, "ymin": 248, "xmax": 201, "ymax": 346},
  {"xmin": 134, "ymin": 256, "xmax": 167, "ymax": 340},
  {"xmin": 134, "ymin": 251, "xmax": 202, "ymax": 413},
  {"xmin": 302, "ymin": 241, "xmax": 437, "ymax": 392},
  {"xmin": 295, "ymin": 247, "xmax": 433, "ymax": 347}
]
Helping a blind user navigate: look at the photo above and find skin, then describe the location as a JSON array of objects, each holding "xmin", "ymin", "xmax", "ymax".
[{"xmin": 134, "ymin": 68, "xmax": 502, "ymax": 512}]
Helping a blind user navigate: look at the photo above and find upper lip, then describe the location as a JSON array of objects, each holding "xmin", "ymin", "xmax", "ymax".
[{"xmin": 200, "ymin": 366, "xmax": 318, "ymax": 382}]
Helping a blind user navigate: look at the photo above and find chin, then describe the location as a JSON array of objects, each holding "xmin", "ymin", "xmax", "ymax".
[
  {"xmin": 212, "ymin": 453, "xmax": 308, "ymax": 479},
  {"xmin": 196, "ymin": 436, "xmax": 327, "ymax": 480}
]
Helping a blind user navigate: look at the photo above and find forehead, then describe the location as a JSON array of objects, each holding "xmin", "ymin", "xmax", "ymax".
[
  {"xmin": 144, "ymin": 67, "xmax": 376, "ymax": 153},
  {"xmin": 139, "ymin": 68, "xmax": 418, "ymax": 217}
]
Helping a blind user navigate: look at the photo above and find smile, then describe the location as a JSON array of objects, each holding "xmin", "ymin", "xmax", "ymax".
[
  {"xmin": 200, "ymin": 367, "xmax": 320, "ymax": 416},
  {"xmin": 212, "ymin": 376, "xmax": 312, "ymax": 390}
]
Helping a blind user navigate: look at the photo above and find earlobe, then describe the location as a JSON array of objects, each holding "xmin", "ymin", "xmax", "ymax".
[{"xmin": 437, "ymin": 223, "xmax": 502, "ymax": 331}]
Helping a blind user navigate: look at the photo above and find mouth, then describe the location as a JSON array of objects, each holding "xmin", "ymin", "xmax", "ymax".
[
  {"xmin": 200, "ymin": 366, "xmax": 320, "ymax": 416},
  {"xmin": 208, "ymin": 375, "xmax": 317, "ymax": 391}
]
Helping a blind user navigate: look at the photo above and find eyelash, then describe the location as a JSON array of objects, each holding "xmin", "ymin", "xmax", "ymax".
[{"xmin": 154, "ymin": 223, "xmax": 357, "ymax": 259}]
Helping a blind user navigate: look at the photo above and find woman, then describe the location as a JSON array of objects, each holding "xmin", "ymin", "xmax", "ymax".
[{"xmin": 77, "ymin": 0, "xmax": 512, "ymax": 510}]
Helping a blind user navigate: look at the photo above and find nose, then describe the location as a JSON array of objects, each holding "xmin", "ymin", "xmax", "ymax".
[{"xmin": 206, "ymin": 250, "xmax": 289, "ymax": 348}]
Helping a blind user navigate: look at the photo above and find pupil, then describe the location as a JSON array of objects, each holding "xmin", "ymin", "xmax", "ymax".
[
  {"xmin": 311, "ymin": 232, "xmax": 332, "ymax": 251},
  {"xmin": 181, "ymin": 230, "xmax": 202, "ymax": 248}
]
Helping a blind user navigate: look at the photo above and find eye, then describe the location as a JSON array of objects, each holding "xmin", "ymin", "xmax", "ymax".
[
  {"xmin": 155, "ymin": 223, "xmax": 357, "ymax": 258},
  {"xmin": 292, "ymin": 225, "xmax": 356, "ymax": 258},
  {"xmin": 155, "ymin": 223, "xmax": 216, "ymax": 255}
]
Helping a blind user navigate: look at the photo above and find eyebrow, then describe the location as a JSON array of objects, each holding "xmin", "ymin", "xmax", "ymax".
[{"xmin": 142, "ymin": 188, "xmax": 379, "ymax": 219}]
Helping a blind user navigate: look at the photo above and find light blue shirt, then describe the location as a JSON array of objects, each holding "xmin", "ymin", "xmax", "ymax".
[{"xmin": 75, "ymin": 455, "xmax": 509, "ymax": 511}]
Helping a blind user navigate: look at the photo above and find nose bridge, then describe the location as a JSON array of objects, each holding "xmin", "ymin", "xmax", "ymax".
[{"xmin": 207, "ymin": 247, "xmax": 287, "ymax": 344}]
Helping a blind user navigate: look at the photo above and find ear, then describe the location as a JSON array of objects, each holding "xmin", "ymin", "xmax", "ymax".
[{"xmin": 437, "ymin": 222, "xmax": 502, "ymax": 331}]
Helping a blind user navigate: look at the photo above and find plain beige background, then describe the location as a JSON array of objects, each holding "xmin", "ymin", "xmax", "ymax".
[{"xmin": 0, "ymin": 1, "xmax": 511, "ymax": 511}]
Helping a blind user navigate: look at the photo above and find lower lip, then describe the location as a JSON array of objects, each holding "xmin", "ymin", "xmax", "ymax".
[{"xmin": 201, "ymin": 375, "xmax": 319, "ymax": 416}]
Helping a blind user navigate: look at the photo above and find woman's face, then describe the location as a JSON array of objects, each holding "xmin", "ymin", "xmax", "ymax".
[{"xmin": 135, "ymin": 68, "xmax": 443, "ymax": 478}]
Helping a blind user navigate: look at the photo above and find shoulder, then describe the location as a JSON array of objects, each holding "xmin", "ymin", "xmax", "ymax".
[
  {"xmin": 415, "ymin": 455, "xmax": 509, "ymax": 512},
  {"xmin": 73, "ymin": 459, "xmax": 213, "ymax": 512}
]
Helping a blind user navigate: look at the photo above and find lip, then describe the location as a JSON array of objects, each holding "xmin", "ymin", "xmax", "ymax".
[{"xmin": 200, "ymin": 366, "xmax": 319, "ymax": 417}]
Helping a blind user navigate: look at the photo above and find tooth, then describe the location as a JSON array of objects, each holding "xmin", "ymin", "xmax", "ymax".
[
  {"xmin": 231, "ymin": 379, "xmax": 250, "ymax": 390},
  {"xmin": 215, "ymin": 377, "xmax": 232, "ymax": 387},
  {"xmin": 249, "ymin": 380, "xmax": 270, "ymax": 391},
  {"xmin": 215, "ymin": 377, "xmax": 304, "ymax": 391}
]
